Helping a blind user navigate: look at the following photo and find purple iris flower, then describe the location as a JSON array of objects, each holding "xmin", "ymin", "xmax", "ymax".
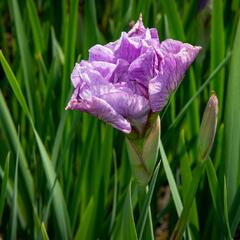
[{"xmin": 66, "ymin": 16, "xmax": 201, "ymax": 134}]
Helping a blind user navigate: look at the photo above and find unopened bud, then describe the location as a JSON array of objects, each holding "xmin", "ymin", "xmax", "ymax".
[{"xmin": 198, "ymin": 94, "xmax": 218, "ymax": 161}]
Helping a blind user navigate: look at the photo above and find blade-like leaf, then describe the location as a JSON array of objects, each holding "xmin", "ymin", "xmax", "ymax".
[
  {"xmin": 41, "ymin": 223, "xmax": 50, "ymax": 240},
  {"xmin": 210, "ymin": 0, "xmax": 225, "ymax": 117},
  {"xmin": 33, "ymin": 129, "xmax": 72, "ymax": 239},
  {"xmin": 223, "ymin": 177, "xmax": 232, "ymax": 239},
  {"xmin": 9, "ymin": 0, "xmax": 34, "ymax": 116},
  {"xmin": 0, "ymin": 50, "xmax": 31, "ymax": 119},
  {"xmin": 159, "ymin": 139, "xmax": 183, "ymax": 216},
  {"xmin": 0, "ymin": 91, "xmax": 34, "ymax": 203},
  {"xmin": 0, "ymin": 152, "xmax": 10, "ymax": 223},
  {"xmin": 61, "ymin": 0, "xmax": 79, "ymax": 109},
  {"xmin": 224, "ymin": 18, "xmax": 240, "ymax": 208},
  {"xmin": 229, "ymin": 187, "xmax": 240, "ymax": 235},
  {"xmin": 109, "ymin": 151, "xmax": 118, "ymax": 236},
  {"xmin": 10, "ymin": 151, "xmax": 19, "ymax": 240},
  {"xmin": 120, "ymin": 181, "xmax": 138, "ymax": 240},
  {"xmin": 180, "ymin": 130, "xmax": 199, "ymax": 233},
  {"xmin": 206, "ymin": 158, "xmax": 230, "ymax": 238},
  {"xmin": 74, "ymin": 198, "xmax": 95, "ymax": 240},
  {"xmin": 0, "ymin": 48, "xmax": 71, "ymax": 240},
  {"xmin": 137, "ymin": 161, "xmax": 161, "ymax": 240},
  {"xmin": 170, "ymin": 164, "xmax": 204, "ymax": 240},
  {"xmin": 26, "ymin": 0, "xmax": 44, "ymax": 54},
  {"xmin": 160, "ymin": 0, "xmax": 185, "ymax": 41}
]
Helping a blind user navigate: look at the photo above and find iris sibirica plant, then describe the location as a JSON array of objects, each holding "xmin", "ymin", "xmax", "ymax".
[
  {"xmin": 66, "ymin": 15, "xmax": 201, "ymax": 184},
  {"xmin": 1, "ymin": 0, "xmax": 240, "ymax": 238}
]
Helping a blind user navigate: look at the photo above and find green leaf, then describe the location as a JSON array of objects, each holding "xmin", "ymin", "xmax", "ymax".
[
  {"xmin": 229, "ymin": 187, "xmax": 240, "ymax": 235},
  {"xmin": 32, "ymin": 208, "xmax": 50, "ymax": 240},
  {"xmin": 61, "ymin": 0, "xmax": 79, "ymax": 109},
  {"xmin": 74, "ymin": 198, "xmax": 95, "ymax": 240},
  {"xmin": 10, "ymin": 151, "xmax": 19, "ymax": 240},
  {"xmin": 224, "ymin": 18, "xmax": 240, "ymax": 208},
  {"xmin": 0, "ymin": 152, "xmax": 10, "ymax": 223},
  {"xmin": 70, "ymin": 117, "xmax": 98, "ymax": 230},
  {"xmin": 82, "ymin": 0, "xmax": 104, "ymax": 54},
  {"xmin": 0, "ymin": 166, "xmax": 29, "ymax": 229},
  {"xmin": 180, "ymin": 131, "xmax": 199, "ymax": 233},
  {"xmin": 26, "ymin": 0, "xmax": 44, "ymax": 54},
  {"xmin": 206, "ymin": 158, "xmax": 229, "ymax": 237},
  {"xmin": 9, "ymin": 0, "xmax": 34, "ymax": 116},
  {"xmin": 0, "ymin": 50, "xmax": 31, "ymax": 119},
  {"xmin": 0, "ymin": 91, "xmax": 34, "ymax": 204},
  {"xmin": 0, "ymin": 48, "xmax": 71, "ymax": 240},
  {"xmin": 51, "ymin": 112, "xmax": 67, "ymax": 167},
  {"xmin": 205, "ymin": 160, "xmax": 219, "ymax": 211},
  {"xmin": 33, "ymin": 129, "xmax": 72, "ymax": 239},
  {"xmin": 51, "ymin": 27, "xmax": 64, "ymax": 64},
  {"xmin": 109, "ymin": 151, "xmax": 118, "ymax": 236},
  {"xmin": 100, "ymin": 125, "xmax": 113, "ymax": 200},
  {"xmin": 170, "ymin": 164, "xmax": 204, "ymax": 240},
  {"xmin": 159, "ymin": 137, "xmax": 194, "ymax": 237},
  {"xmin": 183, "ymin": 1, "xmax": 199, "ymax": 30},
  {"xmin": 137, "ymin": 161, "xmax": 160, "ymax": 240},
  {"xmin": 159, "ymin": 139, "xmax": 183, "ymax": 216},
  {"xmin": 210, "ymin": 0, "xmax": 225, "ymax": 116},
  {"xmin": 120, "ymin": 181, "xmax": 138, "ymax": 240},
  {"xmin": 160, "ymin": 0, "xmax": 185, "ymax": 41},
  {"xmin": 223, "ymin": 177, "xmax": 232, "ymax": 239},
  {"xmin": 231, "ymin": 0, "xmax": 240, "ymax": 11},
  {"xmin": 41, "ymin": 223, "xmax": 50, "ymax": 240}
]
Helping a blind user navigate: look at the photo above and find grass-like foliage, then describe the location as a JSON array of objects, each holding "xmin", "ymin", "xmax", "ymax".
[{"xmin": 0, "ymin": 0, "xmax": 240, "ymax": 239}]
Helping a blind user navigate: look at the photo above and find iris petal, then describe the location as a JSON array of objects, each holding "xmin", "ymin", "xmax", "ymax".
[
  {"xmin": 89, "ymin": 44, "xmax": 115, "ymax": 63},
  {"xmin": 66, "ymin": 88, "xmax": 132, "ymax": 133},
  {"xmin": 149, "ymin": 39, "xmax": 201, "ymax": 112}
]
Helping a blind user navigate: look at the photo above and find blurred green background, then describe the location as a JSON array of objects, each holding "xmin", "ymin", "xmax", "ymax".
[{"xmin": 0, "ymin": 0, "xmax": 240, "ymax": 239}]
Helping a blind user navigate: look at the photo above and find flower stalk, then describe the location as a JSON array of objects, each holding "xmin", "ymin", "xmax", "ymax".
[{"xmin": 126, "ymin": 115, "xmax": 160, "ymax": 186}]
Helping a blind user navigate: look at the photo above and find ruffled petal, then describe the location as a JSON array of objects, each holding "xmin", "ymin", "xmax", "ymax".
[
  {"xmin": 128, "ymin": 48, "xmax": 156, "ymax": 87},
  {"xmin": 114, "ymin": 33, "xmax": 141, "ymax": 63},
  {"xmin": 148, "ymin": 67, "xmax": 170, "ymax": 112},
  {"xmin": 111, "ymin": 59, "xmax": 129, "ymax": 83},
  {"xmin": 160, "ymin": 39, "xmax": 201, "ymax": 62},
  {"xmin": 89, "ymin": 44, "xmax": 116, "ymax": 63},
  {"xmin": 98, "ymin": 87, "xmax": 150, "ymax": 132},
  {"xmin": 71, "ymin": 63, "xmax": 81, "ymax": 88},
  {"xmin": 90, "ymin": 61, "xmax": 116, "ymax": 82},
  {"xmin": 99, "ymin": 90, "xmax": 150, "ymax": 119},
  {"xmin": 66, "ymin": 90, "xmax": 131, "ymax": 133},
  {"xmin": 71, "ymin": 61, "xmax": 109, "ymax": 88},
  {"xmin": 149, "ymin": 40, "xmax": 201, "ymax": 112}
]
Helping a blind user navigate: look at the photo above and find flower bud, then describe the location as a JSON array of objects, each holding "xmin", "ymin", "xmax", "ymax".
[{"xmin": 198, "ymin": 94, "xmax": 218, "ymax": 161}]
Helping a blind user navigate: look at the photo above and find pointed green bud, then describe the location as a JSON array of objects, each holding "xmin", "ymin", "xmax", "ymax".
[
  {"xmin": 126, "ymin": 115, "xmax": 160, "ymax": 186},
  {"xmin": 198, "ymin": 94, "xmax": 218, "ymax": 161}
]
